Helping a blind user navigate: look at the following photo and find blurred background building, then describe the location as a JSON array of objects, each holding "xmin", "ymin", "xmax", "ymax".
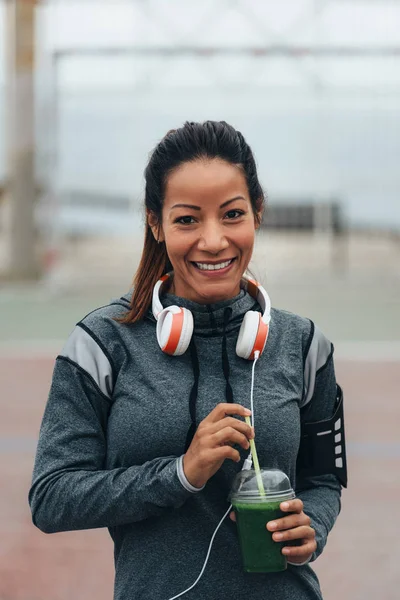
[{"xmin": 0, "ymin": 2, "xmax": 399, "ymax": 600}]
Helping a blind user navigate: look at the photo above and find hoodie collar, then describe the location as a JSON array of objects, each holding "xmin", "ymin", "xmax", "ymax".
[
  {"xmin": 158, "ymin": 289, "xmax": 259, "ymax": 336},
  {"xmin": 120, "ymin": 285, "xmax": 262, "ymax": 336}
]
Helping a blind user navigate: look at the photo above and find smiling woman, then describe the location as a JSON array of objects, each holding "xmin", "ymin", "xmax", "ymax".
[
  {"xmin": 122, "ymin": 121, "xmax": 265, "ymax": 321},
  {"xmin": 29, "ymin": 121, "xmax": 345, "ymax": 600}
]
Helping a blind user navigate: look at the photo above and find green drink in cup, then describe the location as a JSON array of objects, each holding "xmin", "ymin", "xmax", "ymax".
[{"xmin": 231, "ymin": 469, "xmax": 295, "ymax": 573}]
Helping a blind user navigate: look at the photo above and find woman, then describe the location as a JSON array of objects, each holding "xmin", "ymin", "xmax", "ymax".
[{"xmin": 29, "ymin": 121, "xmax": 345, "ymax": 600}]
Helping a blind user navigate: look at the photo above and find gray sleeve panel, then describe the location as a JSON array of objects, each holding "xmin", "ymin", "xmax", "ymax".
[
  {"xmin": 60, "ymin": 326, "xmax": 113, "ymax": 398},
  {"xmin": 302, "ymin": 324, "xmax": 333, "ymax": 408}
]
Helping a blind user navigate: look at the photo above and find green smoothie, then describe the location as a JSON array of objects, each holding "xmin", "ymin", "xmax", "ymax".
[
  {"xmin": 230, "ymin": 468, "xmax": 295, "ymax": 573},
  {"xmin": 232, "ymin": 500, "xmax": 287, "ymax": 573}
]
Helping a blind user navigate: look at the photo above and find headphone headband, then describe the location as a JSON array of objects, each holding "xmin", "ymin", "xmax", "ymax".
[
  {"xmin": 240, "ymin": 276, "xmax": 271, "ymax": 325},
  {"xmin": 152, "ymin": 274, "xmax": 170, "ymax": 319}
]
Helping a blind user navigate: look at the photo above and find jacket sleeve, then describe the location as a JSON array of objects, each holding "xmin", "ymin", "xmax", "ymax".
[
  {"xmin": 28, "ymin": 325, "xmax": 195, "ymax": 534},
  {"xmin": 294, "ymin": 322, "xmax": 343, "ymax": 562}
]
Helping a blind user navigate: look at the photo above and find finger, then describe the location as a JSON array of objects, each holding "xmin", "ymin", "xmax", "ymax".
[
  {"xmin": 282, "ymin": 540, "xmax": 316, "ymax": 560},
  {"xmin": 280, "ymin": 499, "xmax": 304, "ymax": 514},
  {"xmin": 213, "ymin": 445, "xmax": 241, "ymax": 463},
  {"xmin": 212, "ymin": 428, "xmax": 251, "ymax": 451},
  {"xmin": 229, "ymin": 511, "xmax": 236, "ymax": 522},
  {"xmin": 209, "ymin": 417, "xmax": 254, "ymax": 440},
  {"xmin": 272, "ymin": 526, "xmax": 315, "ymax": 543},
  {"xmin": 204, "ymin": 404, "xmax": 251, "ymax": 424},
  {"xmin": 267, "ymin": 513, "xmax": 310, "ymax": 532}
]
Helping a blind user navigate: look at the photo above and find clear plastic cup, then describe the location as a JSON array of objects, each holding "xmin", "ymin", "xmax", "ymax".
[{"xmin": 230, "ymin": 468, "xmax": 295, "ymax": 573}]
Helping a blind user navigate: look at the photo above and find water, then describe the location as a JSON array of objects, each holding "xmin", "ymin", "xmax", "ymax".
[{"xmin": 1, "ymin": 88, "xmax": 399, "ymax": 231}]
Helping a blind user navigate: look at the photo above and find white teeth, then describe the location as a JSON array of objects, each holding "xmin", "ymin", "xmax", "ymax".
[{"xmin": 194, "ymin": 259, "xmax": 233, "ymax": 271}]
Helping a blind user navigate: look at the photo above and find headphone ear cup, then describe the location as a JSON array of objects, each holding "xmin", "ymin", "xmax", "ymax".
[
  {"xmin": 236, "ymin": 311, "xmax": 269, "ymax": 360},
  {"xmin": 156, "ymin": 307, "xmax": 194, "ymax": 356},
  {"xmin": 236, "ymin": 311, "xmax": 260, "ymax": 360},
  {"xmin": 175, "ymin": 308, "xmax": 194, "ymax": 355}
]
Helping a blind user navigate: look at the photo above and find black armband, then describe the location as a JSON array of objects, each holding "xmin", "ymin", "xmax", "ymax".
[{"xmin": 297, "ymin": 384, "xmax": 347, "ymax": 488}]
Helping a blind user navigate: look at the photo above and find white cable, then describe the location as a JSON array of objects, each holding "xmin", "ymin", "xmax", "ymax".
[
  {"xmin": 167, "ymin": 503, "xmax": 233, "ymax": 600},
  {"xmin": 168, "ymin": 351, "xmax": 261, "ymax": 599},
  {"xmin": 250, "ymin": 350, "xmax": 260, "ymax": 429},
  {"xmin": 243, "ymin": 350, "xmax": 260, "ymax": 470}
]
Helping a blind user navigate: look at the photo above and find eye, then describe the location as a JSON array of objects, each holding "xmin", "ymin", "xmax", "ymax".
[
  {"xmin": 174, "ymin": 215, "xmax": 196, "ymax": 225},
  {"xmin": 225, "ymin": 209, "xmax": 245, "ymax": 220}
]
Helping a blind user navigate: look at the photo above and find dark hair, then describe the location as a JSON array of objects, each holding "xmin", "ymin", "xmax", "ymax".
[{"xmin": 120, "ymin": 120, "xmax": 265, "ymax": 324}]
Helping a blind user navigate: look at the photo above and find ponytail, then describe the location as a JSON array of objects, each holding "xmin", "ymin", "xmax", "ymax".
[{"xmin": 119, "ymin": 225, "xmax": 171, "ymax": 324}]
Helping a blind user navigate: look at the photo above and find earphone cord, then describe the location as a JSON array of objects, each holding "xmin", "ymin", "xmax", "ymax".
[
  {"xmin": 250, "ymin": 350, "xmax": 259, "ymax": 429},
  {"xmin": 167, "ymin": 503, "xmax": 233, "ymax": 600},
  {"xmin": 167, "ymin": 350, "xmax": 260, "ymax": 600}
]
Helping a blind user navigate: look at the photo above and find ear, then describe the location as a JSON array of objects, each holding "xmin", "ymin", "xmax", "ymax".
[
  {"xmin": 254, "ymin": 207, "xmax": 264, "ymax": 230},
  {"xmin": 147, "ymin": 211, "xmax": 165, "ymax": 243}
]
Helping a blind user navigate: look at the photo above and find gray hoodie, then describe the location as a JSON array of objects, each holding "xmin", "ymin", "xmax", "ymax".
[{"xmin": 29, "ymin": 288, "xmax": 342, "ymax": 599}]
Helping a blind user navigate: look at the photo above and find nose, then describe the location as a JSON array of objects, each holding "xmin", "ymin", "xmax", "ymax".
[{"xmin": 197, "ymin": 221, "xmax": 229, "ymax": 254}]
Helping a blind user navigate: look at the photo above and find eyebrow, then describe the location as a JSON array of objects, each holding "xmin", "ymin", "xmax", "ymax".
[{"xmin": 170, "ymin": 196, "xmax": 246, "ymax": 211}]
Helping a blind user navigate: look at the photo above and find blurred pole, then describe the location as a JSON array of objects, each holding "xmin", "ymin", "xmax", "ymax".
[{"xmin": 4, "ymin": 0, "xmax": 40, "ymax": 280}]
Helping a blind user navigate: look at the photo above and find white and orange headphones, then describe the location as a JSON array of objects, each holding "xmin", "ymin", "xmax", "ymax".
[{"xmin": 152, "ymin": 273, "xmax": 271, "ymax": 360}]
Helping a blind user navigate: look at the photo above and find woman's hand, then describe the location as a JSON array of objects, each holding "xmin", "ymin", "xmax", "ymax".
[
  {"xmin": 267, "ymin": 498, "xmax": 316, "ymax": 564},
  {"xmin": 230, "ymin": 498, "xmax": 316, "ymax": 565},
  {"xmin": 183, "ymin": 403, "xmax": 254, "ymax": 488}
]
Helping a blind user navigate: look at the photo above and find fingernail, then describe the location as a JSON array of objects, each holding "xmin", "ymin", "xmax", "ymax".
[
  {"xmin": 281, "ymin": 502, "xmax": 290, "ymax": 510},
  {"xmin": 267, "ymin": 521, "xmax": 277, "ymax": 530},
  {"xmin": 274, "ymin": 532, "xmax": 283, "ymax": 540},
  {"xmin": 244, "ymin": 408, "xmax": 252, "ymax": 415},
  {"xmin": 282, "ymin": 548, "xmax": 290, "ymax": 555}
]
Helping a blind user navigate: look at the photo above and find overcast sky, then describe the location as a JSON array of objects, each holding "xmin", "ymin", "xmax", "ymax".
[{"xmin": 0, "ymin": 0, "xmax": 400, "ymax": 90}]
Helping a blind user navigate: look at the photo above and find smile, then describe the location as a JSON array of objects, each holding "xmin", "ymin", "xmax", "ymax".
[{"xmin": 192, "ymin": 258, "xmax": 235, "ymax": 271}]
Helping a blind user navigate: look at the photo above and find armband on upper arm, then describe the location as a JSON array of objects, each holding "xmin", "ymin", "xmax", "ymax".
[{"xmin": 297, "ymin": 385, "xmax": 347, "ymax": 488}]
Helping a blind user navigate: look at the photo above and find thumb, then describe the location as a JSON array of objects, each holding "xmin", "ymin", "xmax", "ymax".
[{"xmin": 229, "ymin": 511, "xmax": 236, "ymax": 522}]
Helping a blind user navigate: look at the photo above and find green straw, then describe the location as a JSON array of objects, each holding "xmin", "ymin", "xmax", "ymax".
[{"xmin": 245, "ymin": 416, "xmax": 265, "ymax": 496}]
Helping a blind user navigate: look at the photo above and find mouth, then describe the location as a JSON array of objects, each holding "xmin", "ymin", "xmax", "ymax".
[{"xmin": 191, "ymin": 258, "xmax": 237, "ymax": 274}]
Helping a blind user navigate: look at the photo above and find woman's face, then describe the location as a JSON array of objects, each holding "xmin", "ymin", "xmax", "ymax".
[{"xmin": 150, "ymin": 158, "xmax": 261, "ymax": 304}]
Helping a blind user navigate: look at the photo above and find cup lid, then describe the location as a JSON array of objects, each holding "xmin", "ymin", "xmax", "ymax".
[{"xmin": 230, "ymin": 468, "xmax": 294, "ymax": 502}]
